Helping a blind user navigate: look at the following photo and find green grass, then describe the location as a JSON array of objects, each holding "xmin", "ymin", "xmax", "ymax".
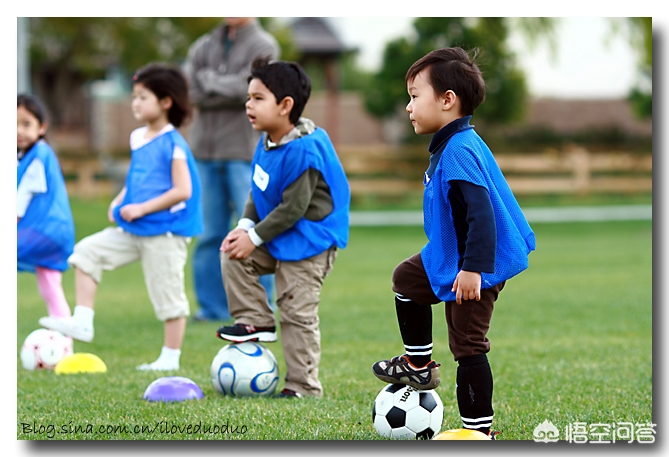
[{"xmin": 16, "ymin": 198, "xmax": 652, "ymax": 441}]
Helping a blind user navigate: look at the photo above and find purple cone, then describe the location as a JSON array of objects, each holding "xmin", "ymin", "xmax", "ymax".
[{"xmin": 143, "ymin": 376, "xmax": 205, "ymax": 402}]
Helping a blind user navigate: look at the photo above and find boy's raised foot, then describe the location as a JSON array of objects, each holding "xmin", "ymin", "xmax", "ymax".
[
  {"xmin": 216, "ymin": 323, "xmax": 277, "ymax": 343},
  {"xmin": 372, "ymin": 354, "xmax": 441, "ymax": 390}
]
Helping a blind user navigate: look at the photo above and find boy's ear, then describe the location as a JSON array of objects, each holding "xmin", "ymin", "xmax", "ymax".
[
  {"xmin": 279, "ymin": 96, "xmax": 294, "ymax": 118},
  {"xmin": 441, "ymin": 90, "xmax": 458, "ymax": 111}
]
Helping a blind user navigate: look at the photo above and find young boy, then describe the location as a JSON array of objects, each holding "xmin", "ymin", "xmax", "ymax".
[
  {"xmin": 216, "ymin": 57, "xmax": 350, "ymax": 398},
  {"xmin": 372, "ymin": 48, "xmax": 536, "ymax": 436}
]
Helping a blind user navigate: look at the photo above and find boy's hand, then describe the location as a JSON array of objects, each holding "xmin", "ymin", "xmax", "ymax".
[
  {"xmin": 119, "ymin": 203, "xmax": 146, "ymax": 222},
  {"xmin": 452, "ymin": 270, "xmax": 481, "ymax": 305},
  {"xmin": 221, "ymin": 228, "xmax": 255, "ymax": 260}
]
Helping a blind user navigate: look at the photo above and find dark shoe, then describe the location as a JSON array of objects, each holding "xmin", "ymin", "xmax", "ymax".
[
  {"xmin": 488, "ymin": 430, "xmax": 500, "ymax": 440},
  {"xmin": 372, "ymin": 354, "xmax": 441, "ymax": 390},
  {"xmin": 276, "ymin": 388, "xmax": 303, "ymax": 398},
  {"xmin": 216, "ymin": 323, "xmax": 277, "ymax": 343}
]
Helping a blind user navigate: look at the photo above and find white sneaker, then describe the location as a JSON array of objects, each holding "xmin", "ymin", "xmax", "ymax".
[{"xmin": 39, "ymin": 316, "xmax": 94, "ymax": 343}]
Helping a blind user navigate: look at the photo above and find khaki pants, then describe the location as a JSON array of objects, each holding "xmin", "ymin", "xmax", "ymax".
[
  {"xmin": 221, "ymin": 245, "xmax": 337, "ymax": 397},
  {"xmin": 68, "ymin": 227, "xmax": 191, "ymax": 321}
]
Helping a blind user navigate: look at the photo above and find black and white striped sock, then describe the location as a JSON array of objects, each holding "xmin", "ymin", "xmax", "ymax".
[
  {"xmin": 395, "ymin": 294, "xmax": 433, "ymax": 367},
  {"xmin": 456, "ymin": 354, "xmax": 494, "ymax": 435}
]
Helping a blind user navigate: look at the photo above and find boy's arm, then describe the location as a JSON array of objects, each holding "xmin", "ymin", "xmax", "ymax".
[
  {"xmin": 251, "ymin": 168, "xmax": 326, "ymax": 244},
  {"xmin": 222, "ymin": 168, "xmax": 328, "ymax": 259},
  {"xmin": 450, "ymin": 180, "xmax": 496, "ymax": 304},
  {"xmin": 456, "ymin": 180, "xmax": 496, "ymax": 273}
]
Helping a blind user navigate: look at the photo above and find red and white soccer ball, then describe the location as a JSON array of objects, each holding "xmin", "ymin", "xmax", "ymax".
[{"xmin": 20, "ymin": 328, "xmax": 74, "ymax": 370}]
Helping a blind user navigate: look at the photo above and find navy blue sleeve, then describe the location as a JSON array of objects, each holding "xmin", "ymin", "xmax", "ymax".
[{"xmin": 449, "ymin": 180, "xmax": 496, "ymax": 273}]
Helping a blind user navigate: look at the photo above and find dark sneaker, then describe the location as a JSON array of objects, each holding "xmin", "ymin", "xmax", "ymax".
[
  {"xmin": 276, "ymin": 388, "xmax": 303, "ymax": 398},
  {"xmin": 216, "ymin": 323, "xmax": 277, "ymax": 343},
  {"xmin": 372, "ymin": 354, "xmax": 441, "ymax": 390},
  {"xmin": 488, "ymin": 430, "xmax": 500, "ymax": 440}
]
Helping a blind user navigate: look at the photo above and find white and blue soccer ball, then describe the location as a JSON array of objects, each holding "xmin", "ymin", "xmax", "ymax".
[
  {"xmin": 20, "ymin": 328, "xmax": 73, "ymax": 370},
  {"xmin": 372, "ymin": 384, "xmax": 444, "ymax": 440},
  {"xmin": 210, "ymin": 342, "xmax": 279, "ymax": 397}
]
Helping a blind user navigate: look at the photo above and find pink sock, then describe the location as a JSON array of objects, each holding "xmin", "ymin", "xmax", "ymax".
[{"xmin": 35, "ymin": 267, "xmax": 72, "ymax": 318}]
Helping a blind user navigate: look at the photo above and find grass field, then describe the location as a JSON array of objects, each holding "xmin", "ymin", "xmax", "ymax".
[{"xmin": 16, "ymin": 197, "xmax": 653, "ymax": 442}]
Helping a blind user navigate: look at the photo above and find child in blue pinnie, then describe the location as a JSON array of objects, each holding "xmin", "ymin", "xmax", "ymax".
[
  {"xmin": 17, "ymin": 94, "xmax": 75, "ymax": 319},
  {"xmin": 216, "ymin": 57, "xmax": 350, "ymax": 397},
  {"xmin": 372, "ymin": 48, "xmax": 536, "ymax": 437},
  {"xmin": 39, "ymin": 63, "xmax": 203, "ymax": 371}
]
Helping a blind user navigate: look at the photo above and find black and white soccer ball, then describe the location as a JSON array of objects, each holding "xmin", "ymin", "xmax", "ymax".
[
  {"xmin": 372, "ymin": 384, "xmax": 444, "ymax": 440},
  {"xmin": 210, "ymin": 342, "xmax": 279, "ymax": 397}
]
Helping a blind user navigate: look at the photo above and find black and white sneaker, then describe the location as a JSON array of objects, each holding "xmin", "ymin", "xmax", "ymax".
[
  {"xmin": 276, "ymin": 388, "xmax": 303, "ymax": 398},
  {"xmin": 372, "ymin": 354, "xmax": 441, "ymax": 390},
  {"xmin": 216, "ymin": 323, "xmax": 277, "ymax": 343}
]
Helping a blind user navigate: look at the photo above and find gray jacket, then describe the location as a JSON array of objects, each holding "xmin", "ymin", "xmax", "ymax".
[{"xmin": 183, "ymin": 20, "xmax": 280, "ymax": 161}]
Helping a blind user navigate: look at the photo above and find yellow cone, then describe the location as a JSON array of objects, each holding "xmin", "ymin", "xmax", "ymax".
[
  {"xmin": 433, "ymin": 428, "xmax": 491, "ymax": 440},
  {"xmin": 55, "ymin": 353, "xmax": 107, "ymax": 374}
]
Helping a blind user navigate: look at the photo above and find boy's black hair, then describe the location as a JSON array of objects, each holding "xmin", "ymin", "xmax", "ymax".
[
  {"xmin": 133, "ymin": 63, "xmax": 191, "ymax": 127},
  {"xmin": 406, "ymin": 47, "xmax": 486, "ymax": 116},
  {"xmin": 17, "ymin": 93, "xmax": 49, "ymax": 141},
  {"xmin": 249, "ymin": 56, "xmax": 311, "ymax": 125}
]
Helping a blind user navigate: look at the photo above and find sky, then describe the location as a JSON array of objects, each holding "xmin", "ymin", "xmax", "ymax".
[{"xmin": 329, "ymin": 17, "xmax": 641, "ymax": 100}]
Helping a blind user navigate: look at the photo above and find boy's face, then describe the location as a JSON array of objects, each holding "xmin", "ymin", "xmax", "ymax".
[
  {"xmin": 246, "ymin": 78, "xmax": 289, "ymax": 140},
  {"xmin": 406, "ymin": 70, "xmax": 448, "ymax": 135}
]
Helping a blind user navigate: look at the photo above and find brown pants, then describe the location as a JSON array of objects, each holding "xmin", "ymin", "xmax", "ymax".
[
  {"xmin": 220, "ymin": 245, "xmax": 337, "ymax": 397},
  {"xmin": 392, "ymin": 253, "xmax": 504, "ymax": 361}
]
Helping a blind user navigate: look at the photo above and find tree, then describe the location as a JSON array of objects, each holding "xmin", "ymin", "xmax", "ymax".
[
  {"xmin": 25, "ymin": 18, "xmax": 295, "ymax": 128},
  {"xmin": 363, "ymin": 17, "xmax": 556, "ymax": 135},
  {"xmin": 615, "ymin": 17, "xmax": 652, "ymax": 118}
]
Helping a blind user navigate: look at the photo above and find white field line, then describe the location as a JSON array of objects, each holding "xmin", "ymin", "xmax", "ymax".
[{"xmin": 349, "ymin": 205, "xmax": 652, "ymax": 226}]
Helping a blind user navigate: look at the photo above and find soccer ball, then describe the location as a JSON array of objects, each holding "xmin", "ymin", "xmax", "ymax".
[
  {"xmin": 210, "ymin": 342, "xmax": 279, "ymax": 397},
  {"xmin": 20, "ymin": 328, "xmax": 73, "ymax": 370},
  {"xmin": 372, "ymin": 384, "xmax": 444, "ymax": 440}
]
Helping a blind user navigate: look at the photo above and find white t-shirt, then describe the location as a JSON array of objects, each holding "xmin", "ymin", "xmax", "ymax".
[{"xmin": 17, "ymin": 153, "xmax": 47, "ymax": 218}]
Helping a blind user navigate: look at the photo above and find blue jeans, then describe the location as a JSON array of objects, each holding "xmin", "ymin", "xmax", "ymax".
[{"xmin": 192, "ymin": 159, "xmax": 275, "ymax": 321}]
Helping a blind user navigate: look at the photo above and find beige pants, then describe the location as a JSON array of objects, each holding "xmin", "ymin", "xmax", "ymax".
[
  {"xmin": 220, "ymin": 245, "xmax": 337, "ymax": 397},
  {"xmin": 68, "ymin": 227, "xmax": 191, "ymax": 321}
]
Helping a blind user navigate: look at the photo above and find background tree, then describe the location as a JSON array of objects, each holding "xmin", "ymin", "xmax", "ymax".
[
  {"xmin": 616, "ymin": 17, "xmax": 652, "ymax": 118},
  {"xmin": 26, "ymin": 17, "xmax": 295, "ymax": 128},
  {"xmin": 362, "ymin": 17, "xmax": 556, "ymax": 138}
]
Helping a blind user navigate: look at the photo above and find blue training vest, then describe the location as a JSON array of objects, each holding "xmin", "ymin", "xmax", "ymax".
[
  {"xmin": 250, "ymin": 128, "xmax": 350, "ymax": 261},
  {"xmin": 422, "ymin": 128, "xmax": 536, "ymax": 302},
  {"xmin": 113, "ymin": 129, "xmax": 203, "ymax": 237},
  {"xmin": 17, "ymin": 140, "xmax": 75, "ymax": 272}
]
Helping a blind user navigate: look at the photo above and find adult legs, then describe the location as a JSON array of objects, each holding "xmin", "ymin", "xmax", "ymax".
[{"xmin": 192, "ymin": 160, "xmax": 233, "ymax": 321}]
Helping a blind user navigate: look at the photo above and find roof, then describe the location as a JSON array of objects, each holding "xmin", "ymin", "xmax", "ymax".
[{"xmin": 290, "ymin": 17, "xmax": 347, "ymax": 57}]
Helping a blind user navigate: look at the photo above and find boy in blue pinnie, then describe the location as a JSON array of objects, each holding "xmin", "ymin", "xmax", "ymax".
[
  {"xmin": 372, "ymin": 48, "xmax": 536, "ymax": 436},
  {"xmin": 39, "ymin": 63, "xmax": 203, "ymax": 371},
  {"xmin": 216, "ymin": 57, "xmax": 350, "ymax": 398}
]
